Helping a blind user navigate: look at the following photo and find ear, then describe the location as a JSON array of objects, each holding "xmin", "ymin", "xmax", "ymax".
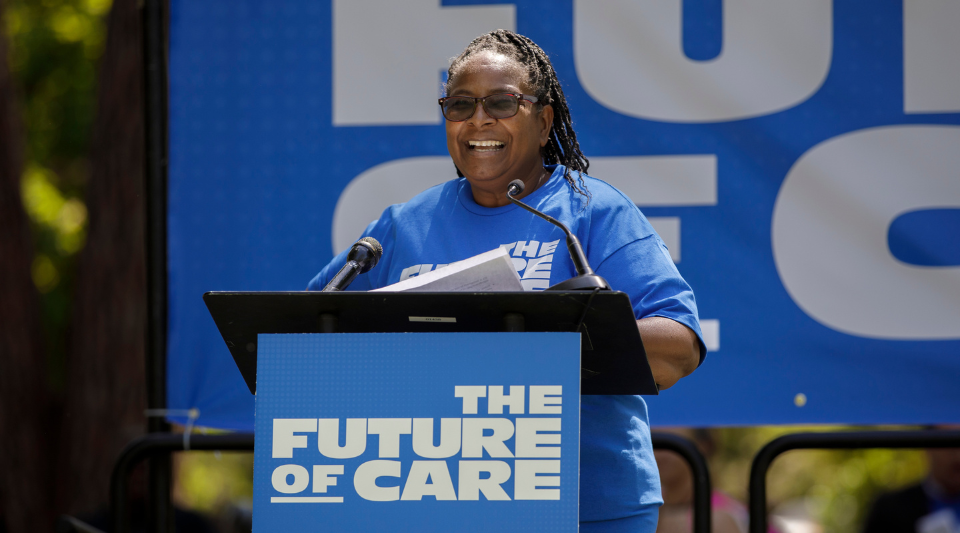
[{"xmin": 538, "ymin": 104, "xmax": 554, "ymax": 147}]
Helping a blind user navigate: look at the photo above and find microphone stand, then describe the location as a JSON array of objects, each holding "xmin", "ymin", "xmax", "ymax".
[{"xmin": 506, "ymin": 181, "xmax": 610, "ymax": 291}]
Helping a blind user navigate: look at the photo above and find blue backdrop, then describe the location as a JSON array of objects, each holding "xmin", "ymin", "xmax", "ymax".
[{"xmin": 167, "ymin": 0, "xmax": 960, "ymax": 430}]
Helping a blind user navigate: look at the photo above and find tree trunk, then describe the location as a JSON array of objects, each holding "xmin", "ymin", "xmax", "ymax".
[
  {"xmin": 56, "ymin": 0, "xmax": 149, "ymax": 517},
  {"xmin": 0, "ymin": 0, "xmax": 55, "ymax": 529}
]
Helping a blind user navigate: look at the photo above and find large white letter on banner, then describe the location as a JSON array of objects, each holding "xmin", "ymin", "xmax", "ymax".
[
  {"xmin": 333, "ymin": 0, "xmax": 515, "ymax": 125},
  {"xmin": 332, "ymin": 157, "xmax": 456, "ymax": 253},
  {"xmin": 772, "ymin": 126, "xmax": 960, "ymax": 340},
  {"xmin": 573, "ymin": 0, "xmax": 832, "ymax": 122},
  {"xmin": 904, "ymin": 0, "xmax": 960, "ymax": 113}
]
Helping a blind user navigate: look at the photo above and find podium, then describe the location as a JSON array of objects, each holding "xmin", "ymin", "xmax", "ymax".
[
  {"xmin": 204, "ymin": 290, "xmax": 655, "ymax": 532},
  {"xmin": 204, "ymin": 290, "xmax": 657, "ymax": 396}
]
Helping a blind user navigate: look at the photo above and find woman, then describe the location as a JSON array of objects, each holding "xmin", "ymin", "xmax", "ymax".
[{"xmin": 309, "ymin": 29, "xmax": 706, "ymax": 532}]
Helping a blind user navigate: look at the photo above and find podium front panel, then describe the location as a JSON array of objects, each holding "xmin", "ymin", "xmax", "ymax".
[{"xmin": 252, "ymin": 332, "xmax": 581, "ymax": 532}]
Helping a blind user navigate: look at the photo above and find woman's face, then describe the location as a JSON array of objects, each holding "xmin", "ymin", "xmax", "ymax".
[{"xmin": 444, "ymin": 50, "xmax": 553, "ymax": 207}]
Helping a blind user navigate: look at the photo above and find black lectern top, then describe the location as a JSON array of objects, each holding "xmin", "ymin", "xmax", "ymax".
[{"xmin": 203, "ymin": 290, "xmax": 657, "ymax": 396}]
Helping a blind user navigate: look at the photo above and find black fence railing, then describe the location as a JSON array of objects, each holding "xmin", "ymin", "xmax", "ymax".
[
  {"xmin": 748, "ymin": 429, "xmax": 960, "ymax": 533},
  {"xmin": 98, "ymin": 429, "xmax": 960, "ymax": 533},
  {"xmin": 651, "ymin": 432, "xmax": 712, "ymax": 533},
  {"xmin": 104, "ymin": 431, "xmax": 714, "ymax": 533},
  {"xmin": 111, "ymin": 433, "xmax": 255, "ymax": 533}
]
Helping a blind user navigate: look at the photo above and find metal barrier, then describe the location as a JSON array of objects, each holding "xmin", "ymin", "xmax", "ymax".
[
  {"xmin": 111, "ymin": 433, "xmax": 255, "ymax": 533},
  {"xmin": 55, "ymin": 515, "xmax": 106, "ymax": 533},
  {"xmin": 116, "ymin": 428, "xmax": 960, "ymax": 533},
  {"xmin": 111, "ymin": 431, "xmax": 712, "ymax": 533},
  {"xmin": 652, "ymin": 432, "xmax": 712, "ymax": 533},
  {"xmin": 748, "ymin": 429, "xmax": 960, "ymax": 533}
]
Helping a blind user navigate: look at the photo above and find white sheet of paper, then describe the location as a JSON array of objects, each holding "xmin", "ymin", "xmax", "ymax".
[{"xmin": 372, "ymin": 247, "xmax": 524, "ymax": 292}]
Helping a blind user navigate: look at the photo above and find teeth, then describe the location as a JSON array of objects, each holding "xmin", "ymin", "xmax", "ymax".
[{"xmin": 469, "ymin": 140, "xmax": 504, "ymax": 147}]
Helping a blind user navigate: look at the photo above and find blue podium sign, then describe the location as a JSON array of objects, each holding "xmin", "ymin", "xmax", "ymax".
[{"xmin": 253, "ymin": 332, "xmax": 581, "ymax": 532}]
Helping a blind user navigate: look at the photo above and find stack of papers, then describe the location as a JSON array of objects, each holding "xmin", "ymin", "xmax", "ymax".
[{"xmin": 372, "ymin": 248, "xmax": 523, "ymax": 292}]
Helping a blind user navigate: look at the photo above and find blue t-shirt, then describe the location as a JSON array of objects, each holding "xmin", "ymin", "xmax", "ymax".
[{"xmin": 309, "ymin": 165, "xmax": 705, "ymax": 528}]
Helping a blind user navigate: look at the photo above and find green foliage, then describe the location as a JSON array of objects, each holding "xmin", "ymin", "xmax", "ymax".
[
  {"xmin": 5, "ymin": 0, "xmax": 111, "ymax": 389},
  {"xmin": 7, "ymin": 0, "xmax": 109, "ymax": 165},
  {"xmin": 176, "ymin": 450, "xmax": 254, "ymax": 514}
]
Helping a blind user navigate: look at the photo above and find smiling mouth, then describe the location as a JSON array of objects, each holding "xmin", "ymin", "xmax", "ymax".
[{"xmin": 468, "ymin": 140, "xmax": 505, "ymax": 152}]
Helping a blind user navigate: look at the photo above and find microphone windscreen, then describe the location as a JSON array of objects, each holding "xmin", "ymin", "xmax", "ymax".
[
  {"xmin": 359, "ymin": 236, "xmax": 383, "ymax": 258},
  {"xmin": 508, "ymin": 179, "xmax": 525, "ymax": 196},
  {"xmin": 356, "ymin": 236, "xmax": 383, "ymax": 270}
]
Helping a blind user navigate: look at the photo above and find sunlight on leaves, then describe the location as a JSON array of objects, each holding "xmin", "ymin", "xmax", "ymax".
[
  {"xmin": 7, "ymin": 0, "xmax": 109, "ymax": 364},
  {"xmin": 21, "ymin": 164, "xmax": 88, "ymax": 280},
  {"xmin": 22, "ymin": 165, "xmax": 66, "ymax": 226},
  {"xmin": 56, "ymin": 198, "xmax": 87, "ymax": 253},
  {"xmin": 4, "ymin": 7, "xmax": 22, "ymax": 35},
  {"xmin": 51, "ymin": 6, "xmax": 91, "ymax": 43},
  {"xmin": 176, "ymin": 451, "xmax": 254, "ymax": 514},
  {"xmin": 83, "ymin": 0, "xmax": 110, "ymax": 17},
  {"xmin": 31, "ymin": 254, "xmax": 60, "ymax": 293}
]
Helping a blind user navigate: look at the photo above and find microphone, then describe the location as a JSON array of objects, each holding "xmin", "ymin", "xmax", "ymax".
[
  {"xmin": 321, "ymin": 237, "xmax": 383, "ymax": 292},
  {"xmin": 506, "ymin": 179, "xmax": 610, "ymax": 291}
]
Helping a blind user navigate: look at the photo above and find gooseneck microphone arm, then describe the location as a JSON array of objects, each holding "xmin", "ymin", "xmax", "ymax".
[
  {"xmin": 322, "ymin": 237, "xmax": 383, "ymax": 292},
  {"xmin": 507, "ymin": 180, "xmax": 592, "ymax": 276},
  {"xmin": 506, "ymin": 179, "xmax": 610, "ymax": 291}
]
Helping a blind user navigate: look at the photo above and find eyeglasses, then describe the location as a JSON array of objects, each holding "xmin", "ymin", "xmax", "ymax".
[{"xmin": 438, "ymin": 93, "xmax": 539, "ymax": 122}]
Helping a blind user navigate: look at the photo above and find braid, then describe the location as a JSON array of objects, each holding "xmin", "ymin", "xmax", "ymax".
[{"xmin": 447, "ymin": 29, "xmax": 591, "ymax": 203}]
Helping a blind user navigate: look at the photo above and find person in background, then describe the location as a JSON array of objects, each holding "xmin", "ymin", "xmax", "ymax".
[{"xmin": 862, "ymin": 426, "xmax": 960, "ymax": 533}]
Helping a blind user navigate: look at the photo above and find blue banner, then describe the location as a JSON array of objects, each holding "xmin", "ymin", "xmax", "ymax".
[
  {"xmin": 253, "ymin": 332, "xmax": 580, "ymax": 532},
  {"xmin": 169, "ymin": 0, "xmax": 960, "ymax": 429}
]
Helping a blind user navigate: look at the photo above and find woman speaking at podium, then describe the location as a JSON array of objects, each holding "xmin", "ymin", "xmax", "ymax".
[{"xmin": 308, "ymin": 30, "xmax": 706, "ymax": 533}]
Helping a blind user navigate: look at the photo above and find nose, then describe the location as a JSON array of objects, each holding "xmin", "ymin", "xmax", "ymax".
[{"xmin": 465, "ymin": 100, "xmax": 496, "ymax": 127}]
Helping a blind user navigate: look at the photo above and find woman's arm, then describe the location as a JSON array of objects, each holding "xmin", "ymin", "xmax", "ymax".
[{"xmin": 637, "ymin": 317, "xmax": 701, "ymax": 390}]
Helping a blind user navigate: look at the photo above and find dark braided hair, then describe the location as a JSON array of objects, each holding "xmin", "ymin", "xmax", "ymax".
[{"xmin": 446, "ymin": 29, "xmax": 591, "ymax": 202}]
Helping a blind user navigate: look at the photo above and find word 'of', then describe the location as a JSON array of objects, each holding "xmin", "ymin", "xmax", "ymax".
[{"xmin": 272, "ymin": 459, "xmax": 561, "ymax": 502}]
